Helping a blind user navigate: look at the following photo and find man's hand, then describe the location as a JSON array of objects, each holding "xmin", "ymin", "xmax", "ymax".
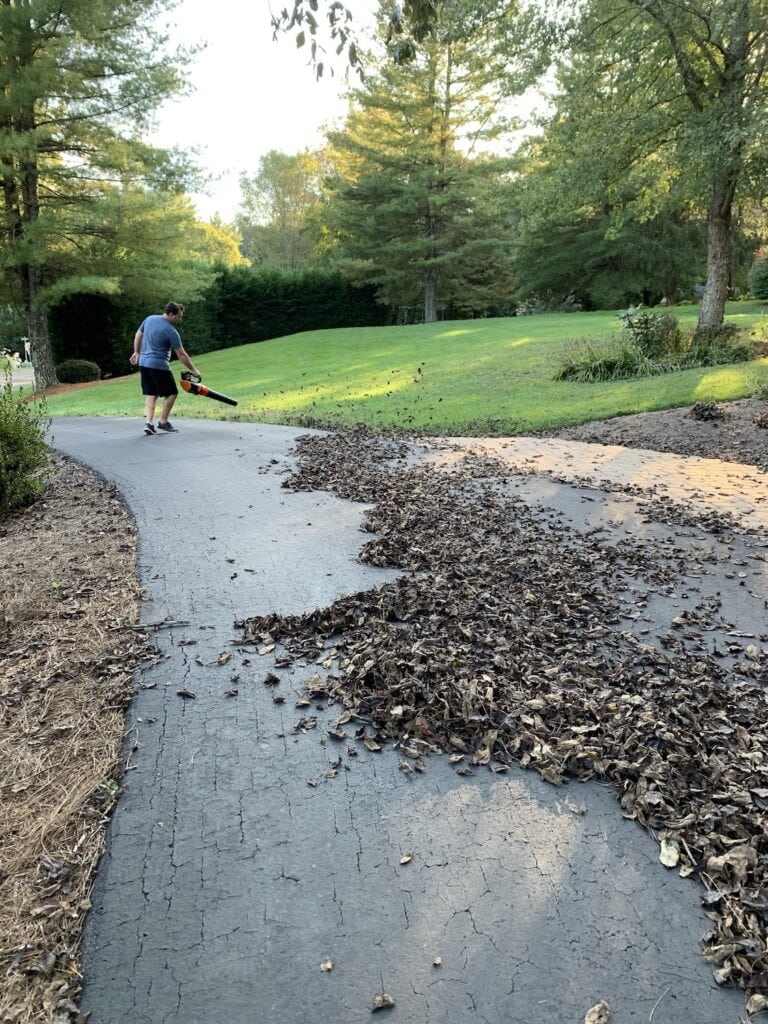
[{"xmin": 129, "ymin": 352, "xmax": 139, "ymax": 366}]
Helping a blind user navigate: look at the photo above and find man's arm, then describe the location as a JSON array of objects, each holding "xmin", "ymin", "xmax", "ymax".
[
  {"xmin": 176, "ymin": 344, "xmax": 201, "ymax": 378},
  {"xmin": 129, "ymin": 328, "xmax": 143, "ymax": 367}
]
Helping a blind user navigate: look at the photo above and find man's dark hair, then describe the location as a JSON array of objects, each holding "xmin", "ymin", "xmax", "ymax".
[{"xmin": 165, "ymin": 301, "xmax": 184, "ymax": 315}]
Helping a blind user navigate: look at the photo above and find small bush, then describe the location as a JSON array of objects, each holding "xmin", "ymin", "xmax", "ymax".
[
  {"xmin": 617, "ymin": 307, "xmax": 681, "ymax": 357},
  {"xmin": 0, "ymin": 372, "xmax": 50, "ymax": 517},
  {"xmin": 686, "ymin": 325, "xmax": 753, "ymax": 366},
  {"xmin": 748, "ymin": 251, "xmax": 768, "ymax": 300},
  {"xmin": 555, "ymin": 323, "xmax": 755, "ymax": 383},
  {"xmin": 555, "ymin": 337, "xmax": 664, "ymax": 382},
  {"xmin": 56, "ymin": 358, "xmax": 101, "ymax": 383},
  {"xmin": 516, "ymin": 290, "xmax": 583, "ymax": 316}
]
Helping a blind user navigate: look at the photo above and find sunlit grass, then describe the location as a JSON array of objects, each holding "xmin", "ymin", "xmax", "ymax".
[{"xmin": 41, "ymin": 302, "xmax": 768, "ymax": 434}]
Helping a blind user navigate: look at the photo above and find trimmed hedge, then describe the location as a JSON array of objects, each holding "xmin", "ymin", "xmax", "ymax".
[
  {"xmin": 181, "ymin": 266, "xmax": 389, "ymax": 353},
  {"xmin": 748, "ymin": 253, "xmax": 768, "ymax": 300},
  {"xmin": 49, "ymin": 294, "xmax": 145, "ymax": 379},
  {"xmin": 48, "ymin": 268, "xmax": 389, "ymax": 370},
  {"xmin": 56, "ymin": 358, "xmax": 101, "ymax": 383}
]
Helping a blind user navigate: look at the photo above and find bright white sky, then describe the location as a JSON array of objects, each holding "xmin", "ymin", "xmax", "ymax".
[{"xmin": 151, "ymin": 0, "xmax": 378, "ymax": 222}]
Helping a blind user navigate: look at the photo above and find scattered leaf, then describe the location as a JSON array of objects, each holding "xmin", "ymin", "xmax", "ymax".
[
  {"xmin": 660, "ymin": 839, "xmax": 680, "ymax": 868},
  {"xmin": 584, "ymin": 1002, "xmax": 611, "ymax": 1024},
  {"xmin": 372, "ymin": 992, "xmax": 395, "ymax": 1012}
]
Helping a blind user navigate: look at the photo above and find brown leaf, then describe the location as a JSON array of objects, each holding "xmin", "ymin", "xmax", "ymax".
[
  {"xmin": 372, "ymin": 992, "xmax": 395, "ymax": 1012},
  {"xmin": 584, "ymin": 1002, "xmax": 611, "ymax": 1024}
]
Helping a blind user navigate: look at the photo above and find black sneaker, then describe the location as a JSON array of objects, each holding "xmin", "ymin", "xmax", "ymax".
[
  {"xmin": 144, "ymin": 422, "xmax": 156, "ymax": 435},
  {"xmin": 156, "ymin": 421, "xmax": 178, "ymax": 432}
]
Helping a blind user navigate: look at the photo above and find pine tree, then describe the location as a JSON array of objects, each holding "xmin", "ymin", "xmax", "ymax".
[
  {"xmin": 0, "ymin": 0, "xmax": 196, "ymax": 387},
  {"xmin": 322, "ymin": 0, "xmax": 528, "ymax": 321}
]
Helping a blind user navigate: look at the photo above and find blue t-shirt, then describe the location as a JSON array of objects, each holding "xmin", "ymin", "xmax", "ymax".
[{"xmin": 138, "ymin": 315, "xmax": 181, "ymax": 370}]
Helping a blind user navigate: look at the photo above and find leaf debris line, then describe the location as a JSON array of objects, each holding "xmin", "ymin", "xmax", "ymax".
[{"xmin": 237, "ymin": 426, "xmax": 768, "ymax": 996}]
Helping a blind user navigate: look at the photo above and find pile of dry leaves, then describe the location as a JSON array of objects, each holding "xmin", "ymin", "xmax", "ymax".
[
  {"xmin": 0, "ymin": 457, "xmax": 150, "ymax": 1024},
  {"xmin": 238, "ymin": 427, "xmax": 768, "ymax": 1003}
]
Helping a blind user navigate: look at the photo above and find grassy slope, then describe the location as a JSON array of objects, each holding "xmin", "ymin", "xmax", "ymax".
[{"xmin": 42, "ymin": 303, "xmax": 768, "ymax": 433}]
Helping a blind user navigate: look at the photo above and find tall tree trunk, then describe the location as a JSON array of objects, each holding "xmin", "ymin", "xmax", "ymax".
[
  {"xmin": 27, "ymin": 302, "xmax": 56, "ymax": 390},
  {"xmin": 18, "ymin": 103, "xmax": 57, "ymax": 388},
  {"xmin": 424, "ymin": 266, "xmax": 438, "ymax": 322},
  {"xmin": 697, "ymin": 176, "xmax": 736, "ymax": 331}
]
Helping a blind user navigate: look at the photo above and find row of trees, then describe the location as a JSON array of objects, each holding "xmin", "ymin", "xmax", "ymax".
[
  {"xmin": 4, "ymin": 1, "xmax": 768, "ymax": 387},
  {"xmin": 261, "ymin": 0, "xmax": 768, "ymax": 327},
  {"xmin": 0, "ymin": 0, "xmax": 248, "ymax": 388}
]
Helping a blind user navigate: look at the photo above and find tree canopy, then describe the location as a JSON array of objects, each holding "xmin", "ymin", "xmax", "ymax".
[
  {"xmin": 0, "ymin": 0, "xmax": 201, "ymax": 386},
  {"xmin": 236, "ymin": 150, "xmax": 325, "ymax": 270},
  {"xmin": 548, "ymin": 0, "xmax": 768, "ymax": 328},
  {"xmin": 275, "ymin": 0, "xmax": 768, "ymax": 326}
]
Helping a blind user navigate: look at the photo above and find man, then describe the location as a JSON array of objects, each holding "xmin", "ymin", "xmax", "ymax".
[{"xmin": 129, "ymin": 301, "xmax": 201, "ymax": 435}]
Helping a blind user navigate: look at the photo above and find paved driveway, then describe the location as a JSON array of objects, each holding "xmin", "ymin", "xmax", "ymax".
[{"xmin": 50, "ymin": 417, "xmax": 761, "ymax": 1024}]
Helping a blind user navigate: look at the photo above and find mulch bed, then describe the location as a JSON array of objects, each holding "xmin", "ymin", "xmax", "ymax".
[{"xmin": 0, "ymin": 457, "xmax": 151, "ymax": 1024}]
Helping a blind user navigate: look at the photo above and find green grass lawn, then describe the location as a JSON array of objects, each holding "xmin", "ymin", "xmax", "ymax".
[{"xmin": 41, "ymin": 302, "xmax": 768, "ymax": 434}]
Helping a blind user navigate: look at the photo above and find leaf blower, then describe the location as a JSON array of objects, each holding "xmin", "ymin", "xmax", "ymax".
[{"xmin": 180, "ymin": 371, "xmax": 238, "ymax": 407}]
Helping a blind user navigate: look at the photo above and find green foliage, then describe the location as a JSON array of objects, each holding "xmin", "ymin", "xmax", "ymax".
[
  {"xmin": 320, "ymin": 1, "xmax": 531, "ymax": 320},
  {"xmin": 688, "ymin": 325, "xmax": 753, "ymax": 366},
  {"xmin": 516, "ymin": 292, "xmax": 583, "ymax": 315},
  {"xmin": 236, "ymin": 151, "xmax": 325, "ymax": 270},
  {"xmin": 555, "ymin": 337, "xmax": 664, "ymax": 382},
  {"xmin": 617, "ymin": 308, "xmax": 681, "ymax": 358},
  {"xmin": 748, "ymin": 252, "xmax": 768, "ymax": 300},
  {"xmin": 510, "ymin": 125, "xmax": 709, "ymax": 312},
  {"xmin": 0, "ymin": 306, "xmax": 26, "ymax": 351},
  {"xmin": 56, "ymin": 359, "xmax": 102, "ymax": 383},
  {"xmin": 181, "ymin": 266, "xmax": 388, "ymax": 353},
  {"xmin": 0, "ymin": 372, "xmax": 50, "ymax": 517},
  {"xmin": 551, "ymin": 0, "xmax": 768, "ymax": 329},
  {"xmin": 557, "ymin": 315, "xmax": 755, "ymax": 383},
  {"xmin": 49, "ymin": 294, "xmax": 145, "ymax": 379},
  {"xmin": 0, "ymin": 0, "xmax": 202, "ymax": 387}
]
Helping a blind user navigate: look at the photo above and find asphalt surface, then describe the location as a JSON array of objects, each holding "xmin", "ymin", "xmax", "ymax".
[{"xmin": 49, "ymin": 416, "xmax": 766, "ymax": 1024}]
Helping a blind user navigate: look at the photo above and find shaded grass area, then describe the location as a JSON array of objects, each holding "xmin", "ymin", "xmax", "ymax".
[{"xmin": 41, "ymin": 303, "xmax": 768, "ymax": 434}]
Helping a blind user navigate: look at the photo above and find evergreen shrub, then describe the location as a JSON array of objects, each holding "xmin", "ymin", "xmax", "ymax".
[
  {"xmin": 0, "ymin": 372, "xmax": 50, "ymax": 517},
  {"xmin": 49, "ymin": 294, "xmax": 144, "ymax": 378},
  {"xmin": 56, "ymin": 359, "xmax": 101, "ymax": 383},
  {"xmin": 182, "ymin": 266, "xmax": 388, "ymax": 353},
  {"xmin": 748, "ymin": 251, "xmax": 768, "ymax": 300}
]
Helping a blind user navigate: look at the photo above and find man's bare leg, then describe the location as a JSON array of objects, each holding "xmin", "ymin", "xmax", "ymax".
[{"xmin": 158, "ymin": 394, "xmax": 177, "ymax": 425}]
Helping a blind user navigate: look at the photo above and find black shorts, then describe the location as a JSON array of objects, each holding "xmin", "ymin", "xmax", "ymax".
[{"xmin": 140, "ymin": 366, "xmax": 178, "ymax": 397}]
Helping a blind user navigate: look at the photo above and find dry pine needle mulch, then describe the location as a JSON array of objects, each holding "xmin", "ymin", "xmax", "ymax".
[
  {"xmin": 238, "ymin": 426, "xmax": 768, "ymax": 997},
  {"xmin": 0, "ymin": 457, "xmax": 150, "ymax": 1024}
]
